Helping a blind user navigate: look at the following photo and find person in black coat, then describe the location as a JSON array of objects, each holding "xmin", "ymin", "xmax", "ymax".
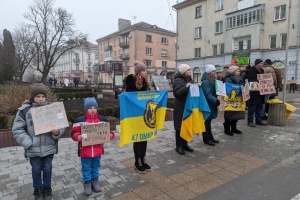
[
  {"xmin": 173, "ymin": 64, "xmax": 201, "ymax": 155},
  {"xmin": 125, "ymin": 61, "xmax": 152, "ymax": 173},
  {"xmin": 244, "ymin": 59, "xmax": 267, "ymax": 127},
  {"xmin": 223, "ymin": 65, "xmax": 245, "ymax": 136}
]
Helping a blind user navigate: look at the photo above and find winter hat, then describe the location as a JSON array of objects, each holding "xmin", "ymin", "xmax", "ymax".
[
  {"xmin": 178, "ymin": 64, "xmax": 191, "ymax": 74},
  {"xmin": 228, "ymin": 66, "xmax": 239, "ymax": 74},
  {"xmin": 205, "ymin": 64, "xmax": 216, "ymax": 73},
  {"xmin": 31, "ymin": 83, "xmax": 47, "ymax": 99},
  {"xmin": 265, "ymin": 59, "xmax": 272, "ymax": 65},
  {"xmin": 134, "ymin": 61, "xmax": 146, "ymax": 74},
  {"xmin": 84, "ymin": 97, "xmax": 98, "ymax": 112},
  {"xmin": 254, "ymin": 59, "xmax": 263, "ymax": 66}
]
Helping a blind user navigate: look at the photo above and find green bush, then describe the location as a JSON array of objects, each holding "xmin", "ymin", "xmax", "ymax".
[
  {"xmin": 51, "ymin": 88, "xmax": 91, "ymax": 93},
  {"xmin": 58, "ymin": 93, "xmax": 69, "ymax": 100},
  {"xmin": 66, "ymin": 110, "xmax": 84, "ymax": 123},
  {"xmin": 0, "ymin": 114, "xmax": 15, "ymax": 129}
]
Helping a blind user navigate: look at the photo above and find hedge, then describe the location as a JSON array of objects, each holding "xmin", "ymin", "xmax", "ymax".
[
  {"xmin": 58, "ymin": 92, "xmax": 97, "ymax": 100},
  {"xmin": 51, "ymin": 88, "xmax": 92, "ymax": 93}
]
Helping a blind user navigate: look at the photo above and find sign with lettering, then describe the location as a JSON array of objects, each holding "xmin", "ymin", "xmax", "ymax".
[
  {"xmin": 81, "ymin": 122, "xmax": 111, "ymax": 147},
  {"xmin": 257, "ymin": 73, "xmax": 276, "ymax": 95},
  {"xmin": 241, "ymin": 80, "xmax": 250, "ymax": 101},
  {"xmin": 151, "ymin": 75, "xmax": 170, "ymax": 91},
  {"xmin": 215, "ymin": 80, "xmax": 226, "ymax": 96},
  {"xmin": 31, "ymin": 102, "xmax": 69, "ymax": 135}
]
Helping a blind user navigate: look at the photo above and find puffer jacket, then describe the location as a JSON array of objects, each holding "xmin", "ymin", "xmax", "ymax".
[
  {"xmin": 12, "ymin": 101, "xmax": 65, "ymax": 158},
  {"xmin": 172, "ymin": 72, "xmax": 193, "ymax": 131},
  {"xmin": 201, "ymin": 72, "xmax": 218, "ymax": 120},
  {"xmin": 71, "ymin": 113, "xmax": 106, "ymax": 157}
]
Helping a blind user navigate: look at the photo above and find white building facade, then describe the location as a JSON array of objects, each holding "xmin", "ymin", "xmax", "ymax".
[{"xmin": 174, "ymin": 0, "xmax": 300, "ymax": 83}]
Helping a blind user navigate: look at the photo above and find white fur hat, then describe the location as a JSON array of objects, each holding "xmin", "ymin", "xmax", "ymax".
[
  {"xmin": 178, "ymin": 64, "xmax": 191, "ymax": 74},
  {"xmin": 205, "ymin": 64, "xmax": 216, "ymax": 73}
]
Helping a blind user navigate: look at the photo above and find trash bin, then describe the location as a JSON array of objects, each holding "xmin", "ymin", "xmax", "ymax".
[
  {"xmin": 106, "ymin": 116, "xmax": 116, "ymax": 131},
  {"xmin": 267, "ymin": 103, "xmax": 286, "ymax": 126}
]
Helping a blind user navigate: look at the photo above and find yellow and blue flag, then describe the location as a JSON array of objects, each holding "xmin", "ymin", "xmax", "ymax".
[
  {"xmin": 180, "ymin": 88, "xmax": 211, "ymax": 142},
  {"xmin": 224, "ymin": 82, "xmax": 246, "ymax": 111},
  {"xmin": 119, "ymin": 90, "xmax": 168, "ymax": 147}
]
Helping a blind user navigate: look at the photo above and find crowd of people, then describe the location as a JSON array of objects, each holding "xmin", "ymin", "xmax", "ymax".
[{"xmin": 11, "ymin": 59, "xmax": 292, "ymax": 199}]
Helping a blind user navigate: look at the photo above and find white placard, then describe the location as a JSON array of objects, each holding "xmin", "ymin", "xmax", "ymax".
[{"xmin": 190, "ymin": 84, "xmax": 200, "ymax": 97}]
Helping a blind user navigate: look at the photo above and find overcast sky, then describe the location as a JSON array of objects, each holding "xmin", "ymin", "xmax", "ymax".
[{"xmin": 0, "ymin": 0, "xmax": 178, "ymax": 43}]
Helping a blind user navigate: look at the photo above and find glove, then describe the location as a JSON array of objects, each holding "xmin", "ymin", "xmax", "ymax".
[{"xmin": 216, "ymin": 100, "xmax": 220, "ymax": 106}]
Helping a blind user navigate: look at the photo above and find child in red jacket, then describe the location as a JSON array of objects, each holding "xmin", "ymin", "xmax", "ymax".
[{"xmin": 71, "ymin": 98, "xmax": 115, "ymax": 196}]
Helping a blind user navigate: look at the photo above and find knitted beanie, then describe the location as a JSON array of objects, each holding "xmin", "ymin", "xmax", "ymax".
[
  {"xmin": 265, "ymin": 59, "xmax": 272, "ymax": 65},
  {"xmin": 228, "ymin": 66, "xmax": 239, "ymax": 74},
  {"xmin": 84, "ymin": 98, "xmax": 98, "ymax": 112},
  {"xmin": 31, "ymin": 83, "xmax": 47, "ymax": 99},
  {"xmin": 178, "ymin": 64, "xmax": 191, "ymax": 74},
  {"xmin": 254, "ymin": 59, "xmax": 263, "ymax": 66},
  {"xmin": 205, "ymin": 64, "xmax": 216, "ymax": 73},
  {"xmin": 134, "ymin": 61, "xmax": 146, "ymax": 74}
]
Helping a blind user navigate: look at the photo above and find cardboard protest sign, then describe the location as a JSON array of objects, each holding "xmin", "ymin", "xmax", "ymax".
[
  {"xmin": 81, "ymin": 122, "xmax": 111, "ymax": 147},
  {"xmin": 31, "ymin": 102, "xmax": 69, "ymax": 135},
  {"xmin": 257, "ymin": 73, "xmax": 276, "ymax": 95},
  {"xmin": 218, "ymin": 96, "xmax": 226, "ymax": 111},
  {"xmin": 215, "ymin": 80, "xmax": 226, "ymax": 96},
  {"xmin": 151, "ymin": 75, "xmax": 170, "ymax": 91},
  {"xmin": 241, "ymin": 80, "xmax": 250, "ymax": 101}
]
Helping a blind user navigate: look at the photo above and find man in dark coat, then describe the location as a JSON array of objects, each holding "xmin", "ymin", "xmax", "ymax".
[
  {"xmin": 73, "ymin": 77, "xmax": 79, "ymax": 88},
  {"xmin": 244, "ymin": 59, "xmax": 267, "ymax": 127}
]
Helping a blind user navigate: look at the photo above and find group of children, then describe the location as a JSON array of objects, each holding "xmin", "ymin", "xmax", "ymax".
[{"xmin": 12, "ymin": 83, "xmax": 115, "ymax": 199}]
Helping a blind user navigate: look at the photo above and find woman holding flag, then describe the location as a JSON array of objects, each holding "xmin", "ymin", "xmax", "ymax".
[
  {"xmin": 222, "ymin": 65, "xmax": 245, "ymax": 136},
  {"xmin": 125, "ymin": 61, "xmax": 152, "ymax": 174}
]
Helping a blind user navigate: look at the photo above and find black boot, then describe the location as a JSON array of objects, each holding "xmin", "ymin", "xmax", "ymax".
[
  {"xmin": 230, "ymin": 120, "xmax": 242, "ymax": 134},
  {"xmin": 141, "ymin": 156, "xmax": 151, "ymax": 172},
  {"xmin": 175, "ymin": 146, "xmax": 185, "ymax": 155},
  {"xmin": 134, "ymin": 158, "xmax": 146, "ymax": 174},
  {"xmin": 223, "ymin": 122, "xmax": 234, "ymax": 136},
  {"xmin": 43, "ymin": 187, "xmax": 53, "ymax": 200},
  {"xmin": 33, "ymin": 189, "xmax": 43, "ymax": 200}
]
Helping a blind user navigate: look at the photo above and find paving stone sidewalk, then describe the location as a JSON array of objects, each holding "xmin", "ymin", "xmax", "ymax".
[{"xmin": 1, "ymin": 109, "xmax": 300, "ymax": 200}]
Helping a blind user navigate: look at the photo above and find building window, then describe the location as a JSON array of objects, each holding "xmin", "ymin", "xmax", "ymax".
[
  {"xmin": 247, "ymin": 40, "xmax": 251, "ymax": 49},
  {"xmin": 145, "ymin": 60, "xmax": 152, "ymax": 67},
  {"xmin": 281, "ymin": 33, "xmax": 287, "ymax": 48},
  {"xmin": 220, "ymin": 43, "xmax": 224, "ymax": 54},
  {"xmin": 275, "ymin": 5, "xmax": 286, "ymax": 21},
  {"xmin": 195, "ymin": 27, "xmax": 201, "ymax": 38},
  {"xmin": 88, "ymin": 54, "xmax": 90, "ymax": 60},
  {"xmin": 161, "ymin": 37, "xmax": 168, "ymax": 44},
  {"xmin": 146, "ymin": 35, "xmax": 152, "ymax": 42},
  {"xmin": 212, "ymin": 45, "xmax": 217, "ymax": 55},
  {"xmin": 162, "ymin": 61, "xmax": 167, "ymax": 68},
  {"xmin": 239, "ymin": 41, "xmax": 243, "ymax": 50},
  {"xmin": 161, "ymin": 49, "xmax": 167, "ymax": 57},
  {"xmin": 114, "ymin": 51, "xmax": 116, "ymax": 57},
  {"xmin": 226, "ymin": 9, "xmax": 262, "ymax": 30},
  {"xmin": 118, "ymin": 38, "xmax": 121, "ymax": 44},
  {"xmin": 215, "ymin": 21, "xmax": 223, "ymax": 33},
  {"xmin": 75, "ymin": 53, "xmax": 79, "ymax": 60},
  {"xmin": 76, "ymin": 64, "xmax": 79, "ymax": 70},
  {"xmin": 195, "ymin": 48, "xmax": 201, "ymax": 58},
  {"xmin": 269, "ymin": 35, "xmax": 276, "ymax": 48},
  {"xmin": 124, "ymin": 36, "xmax": 129, "ymax": 45},
  {"xmin": 216, "ymin": 0, "xmax": 223, "ymax": 11},
  {"xmin": 195, "ymin": 6, "xmax": 202, "ymax": 18},
  {"xmin": 114, "ymin": 39, "xmax": 116, "ymax": 45},
  {"xmin": 95, "ymin": 54, "xmax": 98, "ymax": 60},
  {"xmin": 146, "ymin": 47, "xmax": 152, "ymax": 55}
]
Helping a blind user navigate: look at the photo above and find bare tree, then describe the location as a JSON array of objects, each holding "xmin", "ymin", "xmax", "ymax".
[
  {"xmin": 24, "ymin": 0, "xmax": 86, "ymax": 82},
  {"xmin": 14, "ymin": 24, "xmax": 37, "ymax": 82}
]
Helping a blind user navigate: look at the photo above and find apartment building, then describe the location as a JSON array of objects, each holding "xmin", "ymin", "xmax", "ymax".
[
  {"xmin": 49, "ymin": 39, "xmax": 99, "ymax": 84},
  {"xmin": 96, "ymin": 19, "xmax": 176, "ymax": 84},
  {"xmin": 174, "ymin": 0, "xmax": 300, "ymax": 83}
]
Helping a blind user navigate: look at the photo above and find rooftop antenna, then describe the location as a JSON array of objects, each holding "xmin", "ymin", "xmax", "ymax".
[{"xmin": 131, "ymin": 16, "xmax": 137, "ymax": 24}]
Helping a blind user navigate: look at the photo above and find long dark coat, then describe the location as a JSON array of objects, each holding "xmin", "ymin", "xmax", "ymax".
[
  {"xmin": 244, "ymin": 66, "xmax": 264, "ymax": 106},
  {"xmin": 201, "ymin": 72, "xmax": 218, "ymax": 120},
  {"xmin": 224, "ymin": 73, "xmax": 245, "ymax": 120},
  {"xmin": 172, "ymin": 72, "xmax": 193, "ymax": 131}
]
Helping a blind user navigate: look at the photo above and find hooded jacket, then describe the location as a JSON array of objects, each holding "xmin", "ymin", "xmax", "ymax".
[
  {"xmin": 71, "ymin": 113, "xmax": 106, "ymax": 157},
  {"xmin": 12, "ymin": 101, "xmax": 65, "ymax": 158},
  {"xmin": 201, "ymin": 72, "xmax": 218, "ymax": 120}
]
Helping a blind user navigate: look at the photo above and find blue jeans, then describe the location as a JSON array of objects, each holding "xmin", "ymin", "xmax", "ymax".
[
  {"xmin": 29, "ymin": 154, "xmax": 54, "ymax": 190},
  {"xmin": 81, "ymin": 156, "xmax": 101, "ymax": 183},
  {"xmin": 260, "ymin": 94, "xmax": 271, "ymax": 118},
  {"xmin": 247, "ymin": 105, "xmax": 263, "ymax": 124}
]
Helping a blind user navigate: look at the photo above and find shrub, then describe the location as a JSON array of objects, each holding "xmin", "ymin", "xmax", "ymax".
[
  {"xmin": 0, "ymin": 84, "xmax": 58, "ymax": 114},
  {"xmin": 66, "ymin": 110, "xmax": 84, "ymax": 123},
  {"xmin": 0, "ymin": 114, "xmax": 15, "ymax": 129},
  {"xmin": 51, "ymin": 88, "xmax": 91, "ymax": 93}
]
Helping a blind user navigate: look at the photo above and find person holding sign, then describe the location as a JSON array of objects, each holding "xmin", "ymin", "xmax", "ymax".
[
  {"xmin": 173, "ymin": 64, "xmax": 201, "ymax": 155},
  {"xmin": 201, "ymin": 65, "xmax": 220, "ymax": 146},
  {"xmin": 71, "ymin": 98, "xmax": 115, "ymax": 196},
  {"xmin": 223, "ymin": 66, "xmax": 245, "ymax": 136},
  {"xmin": 12, "ymin": 83, "xmax": 65, "ymax": 200},
  {"xmin": 126, "ymin": 61, "xmax": 152, "ymax": 173},
  {"xmin": 244, "ymin": 59, "xmax": 267, "ymax": 127}
]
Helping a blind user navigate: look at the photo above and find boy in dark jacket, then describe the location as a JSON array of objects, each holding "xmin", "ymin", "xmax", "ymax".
[
  {"xmin": 12, "ymin": 83, "xmax": 65, "ymax": 200},
  {"xmin": 71, "ymin": 98, "xmax": 115, "ymax": 196}
]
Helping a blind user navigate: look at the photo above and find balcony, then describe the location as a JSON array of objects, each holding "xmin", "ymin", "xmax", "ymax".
[
  {"xmin": 119, "ymin": 42, "xmax": 129, "ymax": 48},
  {"xmin": 73, "ymin": 58, "xmax": 80, "ymax": 63},
  {"xmin": 119, "ymin": 53, "xmax": 129, "ymax": 60},
  {"xmin": 104, "ymin": 45, "xmax": 112, "ymax": 51},
  {"xmin": 99, "ymin": 64, "xmax": 113, "ymax": 72},
  {"xmin": 161, "ymin": 53, "xmax": 168, "ymax": 57}
]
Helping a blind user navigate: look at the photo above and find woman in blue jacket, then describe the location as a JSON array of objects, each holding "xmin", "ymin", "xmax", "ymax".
[{"xmin": 201, "ymin": 65, "xmax": 220, "ymax": 146}]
